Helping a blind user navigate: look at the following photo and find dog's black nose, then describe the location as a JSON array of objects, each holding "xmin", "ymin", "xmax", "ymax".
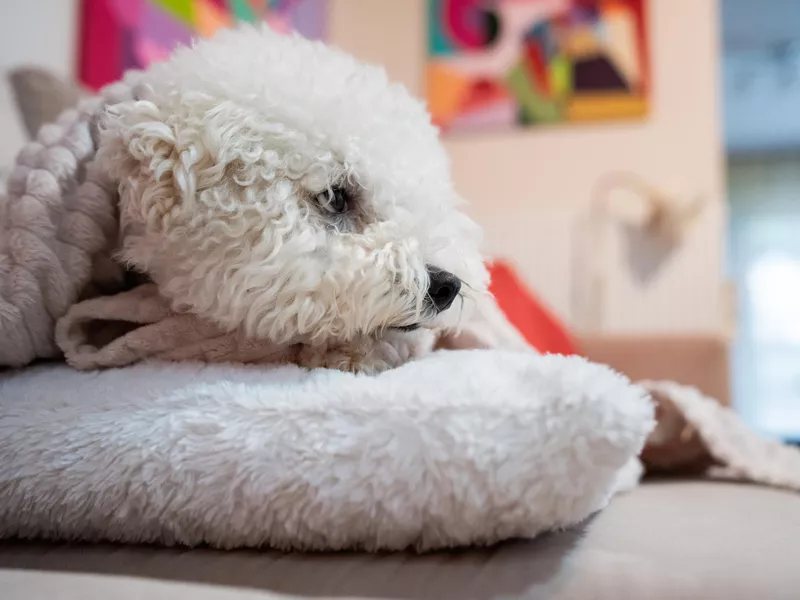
[{"xmin": 427, "ymin": 266, "xmax": 461, "ymax": 313}]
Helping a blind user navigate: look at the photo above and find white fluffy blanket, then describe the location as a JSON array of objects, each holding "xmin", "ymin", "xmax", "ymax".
[{"xmin": 0, "ymin": 350, "xmax": 653, "ymax": 551}]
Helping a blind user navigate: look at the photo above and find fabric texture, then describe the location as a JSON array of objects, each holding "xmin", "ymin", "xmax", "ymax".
[
  {"xmin": 54, "ymin": 283, "xmax": 532, "ymax": 371},
  {"xmin": 2, "ymin": 481, "xmax": 799, "ymax": 600},
  {"xmin": 0, "ymin": 350, "xmax": 653, "ymax": 552},
  {"xmin": 1, "ymin": 570, "xmax": 306, "ymax": 600},
  {"xmin": 642, "ymin": 380, "xmax": 800, "ymax": 490},
  {"xmin": 55, "ymin": 284, "xmax": 295, "ymax": 369},
  {"xmin": 0, "ymin": 74, "xmax": 141, "ymax": 367}
]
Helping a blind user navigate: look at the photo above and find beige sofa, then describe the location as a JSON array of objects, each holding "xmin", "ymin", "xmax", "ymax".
[{"xmin": 3, "ymin": 480, "xmax": 798, "ymax": 599}]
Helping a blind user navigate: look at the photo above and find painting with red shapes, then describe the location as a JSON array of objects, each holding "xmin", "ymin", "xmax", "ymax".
[
  {"xmin": 79, "ymin": 0, "xmax": 329, "ymax": 91},
  {"xmin": 427, "ymin": 0, "xmax": 650, "ymax": 133}
]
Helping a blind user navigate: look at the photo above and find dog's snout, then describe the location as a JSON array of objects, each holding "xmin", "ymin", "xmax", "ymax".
[{"xmin": 426, "ymin": 266, "xmax": 461, "ymax": 313}]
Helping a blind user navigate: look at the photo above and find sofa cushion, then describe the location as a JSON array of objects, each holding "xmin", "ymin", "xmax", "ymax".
[{"xmin": 1, "ymin": 481, "xmax": 798, "ymax": 600}]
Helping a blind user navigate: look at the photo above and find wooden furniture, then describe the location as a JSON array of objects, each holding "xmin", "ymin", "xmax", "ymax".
[{"xmin": 578, "ymin": 334, "xmax": 731, "ymax": 405}]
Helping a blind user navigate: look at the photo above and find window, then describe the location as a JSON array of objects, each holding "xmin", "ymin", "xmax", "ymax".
[{"xmin": 728, "ymin": 153, "xmax": 800, "ymax": 440}]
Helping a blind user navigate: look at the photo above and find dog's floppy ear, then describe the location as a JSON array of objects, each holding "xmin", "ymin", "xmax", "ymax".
[{"xmin": 95, "ymin": 99, "xmax": 207, "ymax": 233}]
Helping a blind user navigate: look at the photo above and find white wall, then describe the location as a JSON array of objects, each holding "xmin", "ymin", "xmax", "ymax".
[
  {"xmin": 0, "ymin": 0, "xmax": 79, "ymax": 166},
  {"xmin": 331, "ymin": 0, "xmax": 726, "ymax": 334},
  {"xmin": 0, "ymin": 0, "xmax": 78, "ymax": 74}
]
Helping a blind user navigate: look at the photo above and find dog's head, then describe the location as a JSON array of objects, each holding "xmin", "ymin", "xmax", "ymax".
[{"xmin": 98, "ymin": 25, "xmax": 488, "ymax": 344}]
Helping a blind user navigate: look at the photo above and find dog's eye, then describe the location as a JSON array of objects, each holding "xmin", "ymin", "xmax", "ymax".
[{"xmin": 316, "ymin": 186, "xmax": 348, "ymax": 214}]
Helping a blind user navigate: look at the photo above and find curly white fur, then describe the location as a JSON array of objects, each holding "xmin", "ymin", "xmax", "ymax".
[{"xmin": 94, "ymin": 25, "xmax": 487, "ymax": 372}]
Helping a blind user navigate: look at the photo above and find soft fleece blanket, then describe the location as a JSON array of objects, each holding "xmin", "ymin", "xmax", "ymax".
[{"xmin": 0, "ymin": 350, "xmax": 653, "ymax": 551}]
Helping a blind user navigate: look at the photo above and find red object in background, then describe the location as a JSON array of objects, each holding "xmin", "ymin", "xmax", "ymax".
[
  {"xmin": 487, "ymin": 260, "xmax": 578, "ymax": 355},
  {"xmin": 459, "ymin": 78, "xmax": 509, "ymax": 114},
  {"xmin": 79, "ymin": 0, "xmax": 123, "ymax": 91},
  {"xmin": 523, "ymin": 40, "xmax": 550, "ymax": 96}
]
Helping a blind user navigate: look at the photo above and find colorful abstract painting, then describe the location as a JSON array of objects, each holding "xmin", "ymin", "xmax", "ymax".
[
  {"xmin": 427, "ymin": 0, "xmax": 649, "ymax": 133},
  {"xmin": 79, "ymin": 0, "xmax": 329, "ymax": 91}
]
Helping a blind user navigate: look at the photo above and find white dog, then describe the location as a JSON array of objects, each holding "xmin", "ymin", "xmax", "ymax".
[{"xmin": 95, "ymin": 25, "xmax": 496, "ymax": 373}]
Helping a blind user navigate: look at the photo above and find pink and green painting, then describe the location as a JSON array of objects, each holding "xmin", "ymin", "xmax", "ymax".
[
  {"xmin": 79, "ymin": 0, "xmax": 329, "ymax": 91},
  {"xmin": 427, "ymin": 0, "xmax": 650, "ymax": 133}
]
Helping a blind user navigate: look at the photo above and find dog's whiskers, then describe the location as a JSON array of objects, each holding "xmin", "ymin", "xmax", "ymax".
[{"xmin": 455, "ymin": 293, "xmax": 467, "ymax": 329}]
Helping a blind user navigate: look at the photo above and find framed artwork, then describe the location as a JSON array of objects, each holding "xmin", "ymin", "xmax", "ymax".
[
  {"xmin": 79, "ymin": 0, "xmax": 329, "ymax": 91},
  {"xmin": 427, "ymin": 0, "xmax": 650, "ymax": 133}
]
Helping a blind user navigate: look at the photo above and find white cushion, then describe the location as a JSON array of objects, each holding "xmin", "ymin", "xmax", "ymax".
[{"xmin": 0, "ymin": 350, "xmax": 653, "ymax": 551}]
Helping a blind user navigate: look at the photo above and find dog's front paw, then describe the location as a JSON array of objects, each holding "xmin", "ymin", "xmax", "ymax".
[
  {"xmin": 296, "ymin": 330, "xmax": 435, "ymax": 374},
  {"xmin": 295, "ymin": 345, "xmax": 369, "ymax": 374}
]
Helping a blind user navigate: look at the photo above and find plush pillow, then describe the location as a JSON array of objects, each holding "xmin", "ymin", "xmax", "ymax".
[
  {"xmin": 0, "ymin": 75, "xmax": 28, "ymax": 170},
  {"xmin": 8, "ymin": 67, "xmax": 82, "ymax": 138},
  {"xmin": 0, "ymin": 349, "xmax": 653, "ymax": 551}
]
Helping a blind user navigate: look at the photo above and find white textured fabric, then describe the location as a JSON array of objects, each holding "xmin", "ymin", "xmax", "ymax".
[
  {"xmin": 0, "ymin": 350, "xmax": 653, "ymax": 552},
  {"xmin": 643, "ymin": 380, "xmax": 800, "ymax": 490},
  {"xmin": 0, "ymin": 75, "xmax": 141, "ymax": 367}
]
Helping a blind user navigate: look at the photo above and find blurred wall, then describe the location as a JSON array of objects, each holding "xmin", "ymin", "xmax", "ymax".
[
  {"xmin": 0, "ymin": 0, "xmax": 79, "ymax": 166},
  {"xmin": 0, "ymin": 0, "xmax": 725, "ymax": 334},
  {"xmin": 725, "ymin": 52, "xmax": 800, "ymax": 153},
  {"xmin": 331, "ymin": 0, "xmax": 726, "ymax": 334},
  {"xmin": 0, "ymin": 1, "xmax": 78, "ymax": 75}
]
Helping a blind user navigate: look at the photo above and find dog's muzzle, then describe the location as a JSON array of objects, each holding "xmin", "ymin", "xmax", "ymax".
[{"xmin": 426, "ymin": 266, "xmax": 461, "ymax": 313}]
